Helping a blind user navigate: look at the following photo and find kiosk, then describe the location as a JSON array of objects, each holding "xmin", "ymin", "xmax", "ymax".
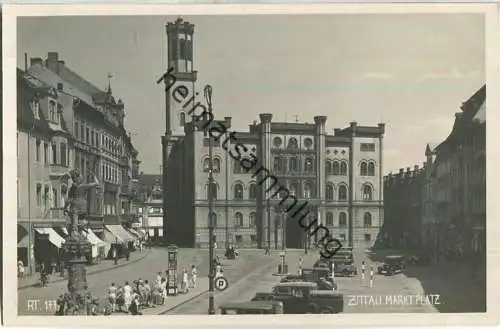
[{"xmin": 166, "ymin": 244, "xmax": 178, "ymax": 296}]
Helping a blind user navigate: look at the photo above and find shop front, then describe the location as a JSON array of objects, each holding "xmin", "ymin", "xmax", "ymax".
[{"xmin": 32, "ymin": 224, "xmax": 66, "ymax": 273}]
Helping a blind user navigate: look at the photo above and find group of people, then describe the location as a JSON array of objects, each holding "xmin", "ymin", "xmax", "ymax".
[{"xmin": 105, "ymin": 265, "xmax": 199, "ymax": 315}]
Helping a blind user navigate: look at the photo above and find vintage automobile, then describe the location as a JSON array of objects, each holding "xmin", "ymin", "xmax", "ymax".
[
  {"xmin": 280, "ymin": 273, "xmax": 338, "ymax": 291},
  {"xmin": 333, "ymin": 260, "xmax": 357, "ymax": 277},
  {"xmin": 252, "ymin": 282, "xmax": 344, "ymax": 314},
  {"xmin": 377, "ymin": 255, "xmax": 405, "ymax": 276},
  {"xmin": 219, "ymin": 301, "xmax": 284, "ymax": 314},
  {"xmin": 314, "ymin": 258, "xmax": 357, "ymax": 277}
]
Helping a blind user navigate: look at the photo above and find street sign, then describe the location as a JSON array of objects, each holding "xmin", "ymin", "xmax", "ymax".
[{"xmin": 214, "ymin": 276, "xmax": 229, "ymax": 291}]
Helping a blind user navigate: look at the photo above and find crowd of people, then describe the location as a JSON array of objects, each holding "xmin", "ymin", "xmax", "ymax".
[{"xmin": 103, "ymin": 264, "xmax": 200, "ymax": 315}]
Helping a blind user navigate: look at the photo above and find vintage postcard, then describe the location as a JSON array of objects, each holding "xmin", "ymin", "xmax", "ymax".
[{"xmin": 3, "ymin": 3, "xmax": 499, "ymax": 327}]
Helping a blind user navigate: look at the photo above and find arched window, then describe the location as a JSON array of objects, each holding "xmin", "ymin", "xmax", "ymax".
[
  {"xmin": 287, "ymin": 138, "xmax": 298, "ymax": 149},
  {"xmin": 234, "ymin": 160, "xmax": 243, "ymax": 174},
  {"xmin": 180, "ymin": 112, "xmax": 186, "ymax": 126},
  {"xmin": 234, "ymin": 183, "xmax": 244, "ymax": 200},
  {"xmin": 364, "ymin": 212, "xmax": 372, "ymax": 227},
  {"xmin": 326, "ymin": 185, "xmax": 334, "ymax": 201},
  {"xmin": 326, "ymin": 212, "xmax": 334, "ymax": 226},
  {"xmin": 289, "ymin": 157, "xmax": 298, "ymax": 172},
  {"xmin": 289, "ymin": 181, "xmax": 298, "ymax": 196},
  {"xmin": 363, "ymin": 184, "xmax": 373, "ymax": 201},
  {"xmin": 273, "ymin": 156, "xmax": 283, "ymax": 172},
  {"xmin": 326, "ymin": 161, "xmax": 332, "ymax": 175},
  {"xmin": 234, "ymin": 212, "xmax": 243, "ymax": 227},
  {"xmin": 339, "ymin": 212, "xmax": 347, "ymax": 227},
  {"xmin": 338, "ymin": 185, "xmax": 347, "ymax": 201},
  {"xmin": 305, "ymin": 157, "xmax": 314, "ymax": 172},
  {"xmin": 332, "ymin": 161, "xmax": 340, "ymax": 175},
  {"xmin": 368, "ymin": 162, "xmax": 375, "ymax": 176},
  {"xmin": 340, "ymin": 161, "xmax": 347, "ymax": 176},
  {"xmin": 206, "ymin": 183, "xmax": 218, "ymax": 200},
  {"xmin": 208, "ymin": 212, "xmax": 217, "ymax": 227},
  {"xmin": 249, "ymin": 184, "xmax": 257, "ymax": 199},
  {"xmin": 360, "ymin": 161, "xmax": 368, "ymax": 176},
  {"xmin": 249, "ymin": 212, "xmax": 256, "ymax": 227},
  {"xmin": 213, "ymin": 158, "xmax": 221, "ymax": 173},
  {"xmin": 273, "ymin": 137, "xmax": 282, "ymax": 148},
  {"xmin": 304, "ymin": 182, "xmax": 313, "ymax": 199}
]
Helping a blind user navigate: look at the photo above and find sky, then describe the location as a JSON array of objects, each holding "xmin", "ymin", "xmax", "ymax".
[{"xmin": 17, "ymin": 14, "xmax": 485, "ymax": 174}]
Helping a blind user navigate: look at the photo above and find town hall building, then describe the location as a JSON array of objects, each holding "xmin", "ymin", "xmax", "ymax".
[{"xmin": 162, "ymin": 18, "xmax": 385, "ymax": 250}]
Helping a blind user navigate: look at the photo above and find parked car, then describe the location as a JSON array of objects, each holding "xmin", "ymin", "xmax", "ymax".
[
  {"xmin": 280, "ymin": 273, "xmax": 338, "ymax": 291},
  {"xmin": 219, "ymin": 301, "xmax": 284, "ymax": 314},
  {"xmin": 252, "ymin": 282, "xmax": 344, "ymax": 314},
  {"xmin": 377, "ymin": 255, "xmax": 405, "ymax": 276}
]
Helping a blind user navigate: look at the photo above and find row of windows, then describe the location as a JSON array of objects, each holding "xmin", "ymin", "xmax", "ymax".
[
  {"xmin": 208, "ymin": 211, "xmax": 256, "ymax": 228},
  {"xmin": 205, "ymin": 182, "xmax": 374, "ymax": 201},
  {"xmin": 203, "ymin": 156, "xmax": 375, "ymax": 177},
  {"xmin": 324, "ymin": 211, "xmax": 373, "ymax": 227},
  {"xmin": 35, "ymin": 184, "xmax": 67, "ymax": 209},
  {"xmin": 360, "ymin": 143, "xmax": 376, "ymax": 152},
  {"xmin": 74, "ymin": 120, "xmax": 123, "ymax": 155},
  {"xmin": 272, "ymin": 136, "xmax": 314, "ymax": 150},
  {"xmin": 204, "ymin": 211, "xmax": 374, "ymax": 229},
  {"xmin": 35, "ymin": 140, "xmax": 68, "ymax": 167}
]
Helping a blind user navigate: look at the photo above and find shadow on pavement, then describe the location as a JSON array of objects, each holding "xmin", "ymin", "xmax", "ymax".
[{"xmin": 367, "ymin": 249, "xmax": 486, "ymax": 313}]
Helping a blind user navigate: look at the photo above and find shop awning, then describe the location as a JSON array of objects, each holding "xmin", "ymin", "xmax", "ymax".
[
  {"xmin": 18, "ymin": 235, "xmax": 30, "ymax": 248},
  {"xmin": 83, "ymin": 229, "xmax": 107, "ymax": 247},
  {"xmin": 34, "ymin": 228, "xmax": 65, "ymax": 248},
  {"xmin": 105, "ymin": 225, "xmax": 135, "ymax": 243}
]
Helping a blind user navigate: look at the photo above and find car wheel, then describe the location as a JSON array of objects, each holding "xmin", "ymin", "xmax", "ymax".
[{"xmin": 306, "ymin": 303, "xmax": 319, "ymax": 314}]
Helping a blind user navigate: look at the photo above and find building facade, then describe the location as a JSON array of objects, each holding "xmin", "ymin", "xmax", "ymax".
[
  {"xmin": 27, "ymin": 52, "xmax": 138, "ymax": 230},
  {"xmin": 431, "ymin": 85, "xmax": 486, "ymax": 263},
  {"xmin": 135, "ymin": 174, "xmax": 164, "ymax": 244},
  {"xmin": 162, "ymin": 18, "xmax": 385, "ymax": 249},
  {"xmin": 382, "ymin": 85, "xmax": 485, "ymax": 267},
  {"xmin": 17, "ymin": 68, "xmax": 72, "ymax": 274},
  {"xmin": 18, "ymin": 53, "xmax": 140, "ymax": 273},
  {"xmin": 383, "ymin": 165, "xmax": 425, "ymax": 249}
]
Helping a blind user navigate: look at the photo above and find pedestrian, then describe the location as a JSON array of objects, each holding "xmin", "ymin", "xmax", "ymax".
[
  {"xmin": 108, "ymin": 282, "xmax": 117, "ymax": 313},
  {"xmin": 369, "ymin": 266, "xmax": 374, "ymax": 288},
  {"xmin": 361, "ymin": 261, "xmax": 366, "ymax": 280},
  {"xmin": 182, "ymin": 269, "xmax": 190, "ymax": 293},
  {"xmin": 160, "ymin": 278, "xmax": 167, "ymax": 304},
  {"xmin": 126, "ymin": 246, "xmax": 130, "ymax": 261},
  {"xmin": 190, "ymin": 265, "xmax": 198, "ymax": 288},
  {"xmin": 123, "ymin": 281, "xmax": 132, "ymax": 312},
  {"xmin": 215, "ymin": 267, "xmax": 224, "ymax": 279},
  {"xmin": 116, "ymin": 285, "xmax": 125, "ymax": 312},
  {"xmin": 129, "ymin": 294, "xmax": 142, "ymax": 315},
  {"xmin": 143, "ymin": 280, "xmax": 151, "ymax": 307},
  {"xmin": 156, "ymin": 272, "xmax": 162, "ymax": 285},
  {"xmin": 113, "ymin": 246, "xmax": 118, "ymax": 265},
  {"xmin": 18, "ymin": 259, "xmax": 25, "ymax": 279}
]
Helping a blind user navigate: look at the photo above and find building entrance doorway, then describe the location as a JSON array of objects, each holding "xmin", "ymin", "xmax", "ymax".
[{"xmin": 285, "ymin": 216, "xmax": 303, "ymax": 249}]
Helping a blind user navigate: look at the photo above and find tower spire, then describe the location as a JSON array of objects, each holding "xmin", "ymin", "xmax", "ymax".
[{"xmin": 107, "ymin": 73, "xmax": 113, "ymax": 94}]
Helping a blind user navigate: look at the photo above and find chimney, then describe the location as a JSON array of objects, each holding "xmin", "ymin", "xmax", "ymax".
[
  {"xmin": 406, "ymin": 167, "xmax": 411, "ymax": 172},
  {"xmin": 414, "ymin": 165, "xmax": 419, "ymax": 171},
  {"xmin": 47, "ymin": 52, "xmax": 59, "ymax": 73},
  {"xmin": 399, "ymin": 168, "xmax": 404, "ymax": 174},
  {"xmin": 334, "ymin": 128, "xmax": 341, "ymax": 135},
  {"xmin": 30, "ymin": 57, "xmax": 43, "ymax": 67}
]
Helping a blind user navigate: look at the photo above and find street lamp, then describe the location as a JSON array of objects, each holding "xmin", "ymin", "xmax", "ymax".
[
  {"xmin": 281, "ymin": 209, "xmax": 287, "ymax": 251},
  {"xmin": 266, "ymin": 198, "xmax": 271, "ymax": 251},
  {"xmin": 204, "ymin": 84, "xmax": 216, "ymax": 315}
]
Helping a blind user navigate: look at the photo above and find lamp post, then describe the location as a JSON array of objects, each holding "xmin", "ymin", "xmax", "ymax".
[
  {"xmin": 266, "ymin": 198, "xmax": 271, "ymax": 251},
  {"xmin": 282, "ymin": 209, "xmax": 286, "ymax": 251},
  {"xmin": 204, "ymin": 85, "xmax": 216, "ymax": 315}
]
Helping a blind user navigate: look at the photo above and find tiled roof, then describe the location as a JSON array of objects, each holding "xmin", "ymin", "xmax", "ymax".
[
  {"xmin": 51, "ymin": 61, "xmax": 103, "ymax": 95},
  {"xmin": 17, "ymin": 69, "xmax": 52, "ymax": 134},
  {"xmin": 28, "ymin": 64, "xmax": 95, "ymax": 106}
]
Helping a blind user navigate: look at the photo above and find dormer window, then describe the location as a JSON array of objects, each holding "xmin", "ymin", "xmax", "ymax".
[
  {"xmin": 49, "ymin": 100, "xmax": 57, "ymax": 122},
  {"xmin": 31, "ymin": 99, "xmax": 40, "ymax": 119}
]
